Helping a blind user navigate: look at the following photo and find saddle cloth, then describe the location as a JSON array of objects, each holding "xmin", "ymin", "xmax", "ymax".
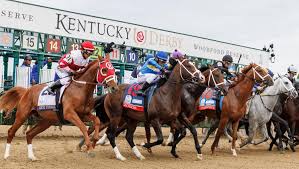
[
  {"xmin": 37, "ymin": 85, "xmax": 66, "ymax": 111},
  {"xmin": 123, "ymin": 83, "xmax": 155, "ymax": 112},
  {"xmin": 197, "ymin": 88, "xmax": 224, "ymax": 111}
]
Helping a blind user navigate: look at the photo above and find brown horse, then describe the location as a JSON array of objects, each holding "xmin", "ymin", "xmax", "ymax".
[
  {"xmin": 102, "ymin": 57, "xmax": 205, "ymax": 161},
  {"xmin": 268, "ymin": 82, "xmax": 299, "ymax": 151},
  {"xmin": 143, "ymin": 66, "xmax": 225, "ymax": 158},
  {"xmin": 209, "ymin": 63, "xmax": 273, "ymax": 156},
  {"xmin": 87, "ymin": 65, "xmax": 225, "ymax": 158},
  {"xmin": 0, "ymin": 56, "xmax": 118, "ymax": 161}
]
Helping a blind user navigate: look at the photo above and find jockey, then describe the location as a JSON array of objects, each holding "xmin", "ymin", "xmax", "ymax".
[
  {"xmin": 213, "ymin": 55, "xmax": 235, "ymax": 93},
  {"xmin": 136, "ymin": 51, "xmax": 169, "ymax": 95},
  {"xmin": 46, "ymin": 41, "xmax": 95, "ymax": 94},
  {"xmin": 287, "ymin": 65, "xmax": 297, "ymax": 84},
  {"xmin": 130, "ymin": 54, "xmax": 154, "ymax": 84}
]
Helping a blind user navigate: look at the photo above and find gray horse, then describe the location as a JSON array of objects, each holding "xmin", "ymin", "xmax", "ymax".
[{"xmin": 240, "ymin": 75, "xmax": 298, "ymax": 148}]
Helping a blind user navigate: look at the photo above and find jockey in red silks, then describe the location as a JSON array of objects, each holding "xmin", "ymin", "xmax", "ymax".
[{"xmin": 46, "ymin": 41, "xmax": 95, "ymax": 94}]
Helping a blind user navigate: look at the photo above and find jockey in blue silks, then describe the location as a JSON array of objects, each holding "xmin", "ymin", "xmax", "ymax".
[
  {"xmin": 130, "ymin": 54, "xmax": 154, "ymax": 84},
  {"xmin": 136, "ymin": 51, "xmax": 168, "ymax": 95}
]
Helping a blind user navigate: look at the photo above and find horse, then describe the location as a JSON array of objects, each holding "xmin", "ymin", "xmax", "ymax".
[
  {"xmin": 152, "ymin": 66, "xmax": 225, "ymax": 158},
  {"xmin": 239, "ymin": 75, "xmax": 297, "ymax": 151},
  {"xmin": 0, "ymin": 55, "xmax": 118, "ymax": 161},
  {"xmin": 205, "ymin": 63, "xmax": 274, "ymax": 156},
  {"xmin": 102, "ymin": 57, "xmax": 205, "ymax": 161},
  {"xmin": 267, "ymin": 81, "xmax": 299, "ymax": 151}
]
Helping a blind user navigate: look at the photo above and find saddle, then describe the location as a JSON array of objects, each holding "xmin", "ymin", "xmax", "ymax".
[
  {"xmin": 37, "ymin": 85, "xmax": 68, "ymax": 124},
  {"xmin": 123, "ymin": 83, "xmax": 156, "ymax": 112}
]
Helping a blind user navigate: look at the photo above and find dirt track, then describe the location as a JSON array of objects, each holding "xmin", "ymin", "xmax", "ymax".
[{"xmin": 0, "ymin": 126, "xmax": 299, "ymax": 169}]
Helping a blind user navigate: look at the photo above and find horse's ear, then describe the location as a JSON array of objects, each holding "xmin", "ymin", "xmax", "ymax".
[
  {"xmin": 105, "ymin": 53, "xmax": 111, "ymax": 61},
  {"xmin": 98, "ymin": 54, "xmax": 103, "ymax": 60}
]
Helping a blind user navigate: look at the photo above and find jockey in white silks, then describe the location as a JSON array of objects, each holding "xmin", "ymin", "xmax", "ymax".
[
  {"xmin": 46, "ymin": 41, "xmax": 95, "ymax": 94},
  {"xmin": 286, "ymin": 64, "xmax": 297, "ymax": 84},
  {"xmin": 136, "ymin": 51, "xmax": 169, "ymax": 95}
]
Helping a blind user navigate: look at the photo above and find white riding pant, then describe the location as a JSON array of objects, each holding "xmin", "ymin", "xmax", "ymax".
[
  {"xmin": 55, "ymin": 67, "xmax": 72, "ymax": 85},
  {"xmin": 137, "ymin": 73, "xmax": 159, "ymax": 84}
]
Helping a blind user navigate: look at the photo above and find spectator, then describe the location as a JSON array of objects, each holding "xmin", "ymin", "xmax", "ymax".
[{"xmin": 31, "ymin": 57, "xmax": 52, "ymax": 85}]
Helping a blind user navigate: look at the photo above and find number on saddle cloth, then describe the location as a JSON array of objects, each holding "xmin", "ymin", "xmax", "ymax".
[
  {"xmin": 123, "ymin": 83, "xmax": 157, "ymax": 112},
  {"xmin": 198, "ymin": 88, "xmax": 223, "ymax": 111}
]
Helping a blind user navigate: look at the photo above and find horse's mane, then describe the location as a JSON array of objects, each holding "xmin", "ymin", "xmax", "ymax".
[
  {"xmin": 74, "ymin": 59, "xmax": 98, "ymax": 78},
  {"xmin": 199, "ymin": 66, "xmax": 210, "ymax": 73},
  {"xmin": 241, "ymin": 63, "xmax": 253, "ymax": 74}
]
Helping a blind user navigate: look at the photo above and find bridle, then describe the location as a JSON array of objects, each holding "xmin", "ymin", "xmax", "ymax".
[
  {"xmin": 207, "ymin": 68, "xmax": 224, "ymax": 88},
  {"xmin": 176, "ymin": 59, "xmax": 204, "ymax": 83},
  {"xmin": 240, "ymin": 65, "xmax": 272, "ymax": 84},
  {"xmin": 72, "ymin": 59, "xmax": 116, "ymax": 86}
]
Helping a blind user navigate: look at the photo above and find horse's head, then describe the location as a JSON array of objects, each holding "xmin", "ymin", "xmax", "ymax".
[
  {"xmin": 274, "ymin": 75, "xmax": 298, "ymax": 98},
  {"xmin": 200, "ymin": 65, "xmax": 225, "ymax": 89},
  {"xmin": 241, "ymin": 63, "xmax": 274, "ymax": 86},
  {"xmin": 96, "ymin": 58, "xmax": 119, "ymax": 93},
  {"xmin": 173, "ymin": 57, "xmax": 205, "ymax": 84}
]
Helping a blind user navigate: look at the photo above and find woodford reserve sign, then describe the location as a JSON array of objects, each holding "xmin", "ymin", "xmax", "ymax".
[{"xmin": 0, "ymin": 0, "xmax": 270, "ymax": 66}]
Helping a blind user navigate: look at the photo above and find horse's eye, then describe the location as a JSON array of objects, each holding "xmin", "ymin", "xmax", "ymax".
[
  {"xmin": 101, "ymin": 68, "xmax": 108, "ymax": 75},
  {"xmin": 284, "ymin": 82, "xmax": 289, "ymax": 85}
]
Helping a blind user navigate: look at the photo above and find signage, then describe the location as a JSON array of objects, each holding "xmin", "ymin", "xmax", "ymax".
[
  {"xmin": 0, "ymin": 32, "xmax": 13, "ymax": 47},
  {"xmin": 126, "ymin": 50, "xmax": 138, "ymax": 64},
  {"xmin": 46, "ymin": 38, "xmax": 61, "ymax": 53},
  {"xmin": 0, "ymin": 0, "xmax": 270, "ymax": 66},
  {"xmin": 22, "ymin": 35, "xmax": 38, "ymax": 50},
  {"xmin": 67, "ymin": 41, "xmax": 81, "ymax": 52}
]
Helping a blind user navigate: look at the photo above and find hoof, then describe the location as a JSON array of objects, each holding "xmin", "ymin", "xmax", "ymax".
[
  {"xmin": 75, "ymin": 145, "xmax": 82, "ymax": 152},
  {"xmin": 171, "ymin": 151, "xmax": 179, "ymax": 158},
  {"xmin": 196, "ymin": 154, "xmax": 203, "ymax": 160},
  {"xmin": 29, "ymin": 156, "xmax": 38, "ymax": 161},
  {"xmin": 167, "ymin": 142, "xmax": 173, "ymax": 146},
  {"xmin": 231, "ymin": 149, "xmax": 238, "ymax": 157},
  {"xmin": 3, "ymin": 156, "xmax": 9, "ymax": 160},
  {"xmin": 87, "ymin": 152, "xmax": 96, "ymax": 158},
  {"xmin": 138, "ymin": 155, "xmax": 146, "ymax": 160},
  {"xmin": 116, "ymin": 155, "xmax": 127, "ymax": 161}
]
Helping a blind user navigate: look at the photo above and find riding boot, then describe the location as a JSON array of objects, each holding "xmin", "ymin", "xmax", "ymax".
[
  {"xmin": 136, "ymin": 82, "xmax": 151, "ymax": 96},
  {"xmin": 46, "ymin": 80, "xmax": 63, "ymax": 95}
]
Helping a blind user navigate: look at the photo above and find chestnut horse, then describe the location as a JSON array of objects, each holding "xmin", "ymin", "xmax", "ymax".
[
  {"xmin": 103, "ymin": 58, "xmax": 205, "ymax": 161},
  {"xmin": 209, "ymin": 63, "xmax": 273, "ymax": 156},
  {"xmin": 0, "ymin": 56, "xmax": 118, "ymax": 161}
]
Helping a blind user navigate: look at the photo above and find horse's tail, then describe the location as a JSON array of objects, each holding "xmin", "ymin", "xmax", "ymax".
[
  {"xmin": 94, "ymin": 94, "xmax": 109, "ymax": 123},
  {"xmin": 0, "ymin": 86, "xmax": 27, "ymax": 118}
]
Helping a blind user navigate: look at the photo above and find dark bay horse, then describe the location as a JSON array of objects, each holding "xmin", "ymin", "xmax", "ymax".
[
  {"xmin": 143, "ymin": 66, "xmax": 225, "ymax": 158},
  {"xmin": 103, "ymin": 58, "xmax": 205, "ymax": 161},
  {"xmin": 0, "ymin": 56, "xmax": 118, "ymax": 161},
  {"xmin": 268, "ymin": 81, "xmax": 299, "ymax": 151}
]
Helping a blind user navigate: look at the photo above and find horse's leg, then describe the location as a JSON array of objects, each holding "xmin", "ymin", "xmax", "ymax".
[
  {"xmin": 231, "ymin": 120, "xmax": 240, "ymax": 157},
  {"xmin": 211, "ymin": 117, "xmax": 229, "ymax": 154},
  {"xmin": 240, "ymin": 119, "xmax": 256, "ymax": 148},
  {"xmin": 26, "ymin": 119, "xmax": 52, "ymax": 161},
  {"xmin": 175, "ymin": 113, "xmax": 203, "ymax": 160},
  {"xmin": 64, "ymin": 112, "xmax": 93, "ymax": 154},
  {"xmin": 125, "ymin": 119, "xmax": 145, "ymax": 160},
  {"xmin": 267, "ymin": 121, "xmax": 277, "ymax": 151},
  {"xmin": 85, "ymin": 114, "xmax": 101, "ymax": 148},
  {"xmin": 271, "ymin": 113, "xmax": 294, "ymax": 150},
  {"xmin": 202, "ymin": 119, "xmax": 219, "ymax": 145},
  {"xmin": 143, "ymin": 119, "xmax": 163, "ymax": 148},
  {"xmin": 142, "ymin": 122, "xmax": 152, "ymax": 153},
  {"xmin": 171, "ymin": 127, "xmax": 186, "ymax": 158},
  {"xmin": 106, "ymin": 117, "xmax": 126, "ymax": 161},
  {"xmin": 290, "ymin": 121, "xmax": 296, "ymax": 152},
  {"xmin": 4, "ymin": 109, "xmax": 30, "ymax": 159},
  {"xmin": 96, "ymin": 122, "xmax": 110, "ymax": 146},
  {"xmin": 254, "ymin": 124, "xmax": 270, "ymax": 145},
  {"xmin": 78, "ymin": 125, "xmax": 95, "ymax": 150}
]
